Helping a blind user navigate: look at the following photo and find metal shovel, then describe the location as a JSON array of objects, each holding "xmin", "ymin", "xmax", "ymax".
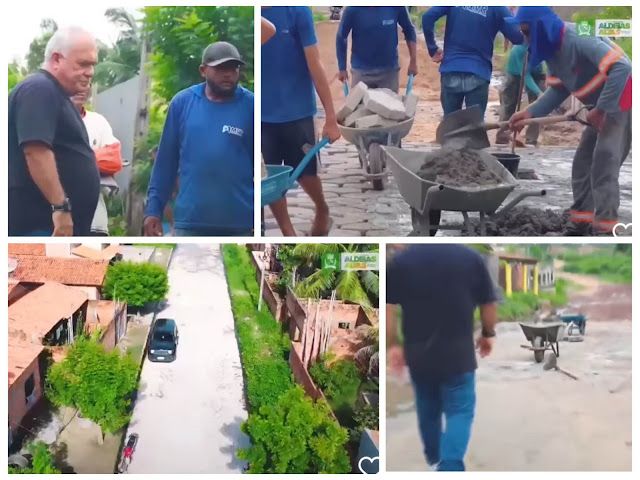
[{"xmin": 436, "ymin": 105, "xmax": 590, "ymax": 149}]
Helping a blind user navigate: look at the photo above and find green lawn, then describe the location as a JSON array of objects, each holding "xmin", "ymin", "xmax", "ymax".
[{"xmin": 561, "ymin": 252, "xmax": 632, "ymax": 284}]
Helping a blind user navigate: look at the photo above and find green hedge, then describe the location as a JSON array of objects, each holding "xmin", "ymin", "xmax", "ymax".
[
  {"xmin": 103, "ymin": 261, "xmax": 169, "ymax": 307},
  {"xmin": 309, "ymin": 354, "xmax": 362, "ymax": 425}
]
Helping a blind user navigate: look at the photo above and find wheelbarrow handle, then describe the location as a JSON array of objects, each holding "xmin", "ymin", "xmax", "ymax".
[
  {"xmin": 288, "ymin": 137, "xmax": 330, "ymax": 185},
  {"xmin": 406, "ymin": 74, "xmax": 414, "ymax": 96}
]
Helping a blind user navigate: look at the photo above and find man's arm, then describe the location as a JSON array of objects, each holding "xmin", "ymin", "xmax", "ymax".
[
  {"xmin": 498, "ymin": 6, "xmax": 524, "ymax": 45},
  {"xmin": 336, "ymin": 7, "xmax": 353, "ymax": 73},
  {"xmin": 422, "ymin": 6, "xmax": 449, "ymax": 57},
  {"xmin": 23, "ymin": 144, "xmax": 66, "ymax": 205},
  {"xmin": 479, "ymin": 303, "xmax": 497, "ymax": 335},
  {"xmin": 261, "ymin": 17, "xmax": 276, "ymax": 45},
  {"xmin": 527, "ymin": 84, "xmax": 571, "ymax": 118},
  {"xmin": 145, "ymin": 97, "xmax": 181, "ymax": 220},
  {"xmin": 386, "ymin": 304, "xmax": 399, "ymax": 347},
  {"xmin": 398, "ymin": 7, "xmax": 418, "ymax": 74}
]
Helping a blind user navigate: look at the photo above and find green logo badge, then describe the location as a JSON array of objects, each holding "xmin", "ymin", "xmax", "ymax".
[
  {"xmin": 322, "ymin": 253, "xmax": 339, "ymax": 270},
  {"xmin": 577, "ymin": 20, "xmax": 593, "ymax": 36}
]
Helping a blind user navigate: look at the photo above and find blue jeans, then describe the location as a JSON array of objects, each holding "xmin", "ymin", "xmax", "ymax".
[
  {"xmin": 441, "ymin": 73, "xmax": 490, "ymax": 117},
  {"xmin": 412, "ymin": 371, "xmax": 476, "ymax": 471},
  {"xmin": 174, "ymin": 227, "xmax": 253, "ymax": 237}
]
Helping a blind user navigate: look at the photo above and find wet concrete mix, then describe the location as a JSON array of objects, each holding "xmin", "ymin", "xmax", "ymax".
[
  {"xmin": 416, "ymin": 147, "xmax": 503, "ymax": 187},
  {"xmin": 464, "ymin": 206, "xmax": 573, "ymax": 236}
]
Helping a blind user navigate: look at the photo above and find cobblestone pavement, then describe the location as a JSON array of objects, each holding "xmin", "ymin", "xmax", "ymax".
[{"xmin": 263, "ymin": 141, "xmax": 632, "ymax": 237}]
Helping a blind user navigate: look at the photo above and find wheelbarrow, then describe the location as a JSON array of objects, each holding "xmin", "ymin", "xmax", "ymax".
[
  {"xmin": 338, "ymin": 75, "xmax": 415, "ymax": 190},
  {"xmin": 381, "ymin": 145, "xmax": 546, "ymax": 235},
  {"xmin": 261, "ymin": 138, "xmax": 329, "ymax": 207},
  {"xmin": 519, "ymin": 322, "xmax": 564, "ymax": 363}
]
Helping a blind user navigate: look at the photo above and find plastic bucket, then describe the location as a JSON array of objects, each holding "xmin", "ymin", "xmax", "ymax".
[{"xmin": 491, "ymin": 152, "xmax": 520, "ymax": 177}]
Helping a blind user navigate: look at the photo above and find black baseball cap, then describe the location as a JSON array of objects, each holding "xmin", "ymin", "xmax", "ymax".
[{"xmin": 202, "ymin": 42, "xmax": 245, "ymax": 67}]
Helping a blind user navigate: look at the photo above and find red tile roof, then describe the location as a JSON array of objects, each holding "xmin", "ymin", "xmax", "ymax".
[
  {"xmin": 10, "ymin": 255, "xmax": 109, "ymax": 286},
  {"xmin": 8, "ymin": 282, "xmax": 88, "ymax": 342},
  {"xmin": 8, "ymin": 244, "xmax": 46, "ymax": 256},
  {"xmin": 8, "ymin": 340, "xmax": 44, "ymax": 387},
  {"xmin": 72, "ymin": 244, "xmax": 121, "ymax": 261}
]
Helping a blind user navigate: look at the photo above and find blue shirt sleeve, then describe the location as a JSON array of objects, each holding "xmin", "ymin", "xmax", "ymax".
[
  {"xmin": 472, "ymin": 253, "xmax": 497, "ymax": 306},
  {"xmin": 497, "ymin": 6, "xmax": 524, "ymax": 45},
  {"xmin": 397, "ymin": 7, "xmax": 417, "ymax": 43},
  {"xmin": 296, "ymin": 7, "xmax": 317, "ymax": 48},
  {"xmin": 144, "ymin": 95, "xmax": 181, "ymax": 219},
  {"xmin": 422, "ymin": 6, "xmax": 450, "ymax": 57},
  {"xmin": 336, "ymin": 7, "xmax": 353, "ymax": 71}
]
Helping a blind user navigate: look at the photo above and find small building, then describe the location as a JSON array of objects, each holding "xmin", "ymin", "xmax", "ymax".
[
  {"xmin": 86, "ymin": 300, "xmax": 128, "ymax": 350},
  {"xmin": 8, "ymin": 339, "xmax": 45, "ymax": 441},
  {"xmin": 498, "ymin": 253, "xmax": 541, "ymax": 296}
]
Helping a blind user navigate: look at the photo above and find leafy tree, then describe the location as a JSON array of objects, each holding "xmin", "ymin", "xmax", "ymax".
[
  {"xmin": 8, "ymin": 441, "xmax": 60, "ymax": 474},
  {"xmin": 45, "ymin": 337, "xmax": 138, "ymax": 436},
  {"xmin": 143, "ymin": 6, "xmax": 254, "ymax": 103},
  {"xmin": 238, "ymin": 386, "xmax": 351, "ymax": 474},
  {"xmin": 103, "ymin": 261, "xmax": 169, "ymax": 307},
  {"xmin": 310, "ymin": 354, "xmax": 362, "ymax": 419},
  {"xmin": 93, "ymin": 8, "xmax": 141, "ymax": 90},
  {"xmin": 25, "ymin": 19, "xmax": 58, "ymax": 73},
  {"xmin": 285, "ymin": 244, "xmax": 379, "ymax": 308},
  {"xmin": 8, "ymin": 62, "xmax": 25, "ymax": 92}
]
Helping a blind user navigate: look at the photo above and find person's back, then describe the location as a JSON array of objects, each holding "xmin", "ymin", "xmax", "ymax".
[{"xmin": 387, "ymin": 244, "xmax": 495, "ymax": 379}]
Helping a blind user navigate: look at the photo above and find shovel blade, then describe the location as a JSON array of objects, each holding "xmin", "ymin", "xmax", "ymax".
[{"xmin": 436, "ymin": 105, "xmax": 491, "ymax": 149}]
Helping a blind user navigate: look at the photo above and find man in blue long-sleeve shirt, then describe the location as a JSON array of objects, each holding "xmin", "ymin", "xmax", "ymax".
[
  {"xmin": 422, "ymin": 6, "xmax": 523, "ymax": 116},
  {"xmin": 337, "ymin": 6, "xmax": 417, "ymax": 92},
  {"xmin": 143, "ymin": 42, "xmax": 254, "ymax": 237}
]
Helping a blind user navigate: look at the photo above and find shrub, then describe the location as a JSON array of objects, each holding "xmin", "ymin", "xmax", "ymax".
[
  {"xmin": 8, "ymin": 441, "xmax": 60, "ymax": 474},
  {"xmin": 103, "ymin": 261, "xmax": 169, "ymax": 307},
  {"xmin": 561, "ymin": 252, "xmax": 631, "ymax": 284},
  {"xmin": 222, "ymin": 244, "xmax": 293, "ymax": 410},
  {"xmin": 45, "ymin": 337, "xmax": 138, "ymax": 434},
  {"xmin": 348, "ymin": 403, "xmax": 379, "ymax": 443},
  {"xmin": 238, "ymin": 386, "xmax": 351, "ymax": 474},
  {"xmin": 310, "ymin": 354, "xmax": 362, "ymax": 421}
]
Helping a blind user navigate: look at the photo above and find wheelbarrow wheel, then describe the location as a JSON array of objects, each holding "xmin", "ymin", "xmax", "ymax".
[
  {"xmin": 368, "ymin": 143, "xmax": 385, "ymax": 190},
  {"xmin": 410, "ymin": 208, "xmax": 440, "ymax": 236},
  {"xmin": 533, "ymin": 337, "xmax": 545, "ymax": 363}
]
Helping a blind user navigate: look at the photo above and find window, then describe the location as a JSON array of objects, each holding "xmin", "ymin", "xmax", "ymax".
[{"xmin": 24, "ymin": 374, "xmax": 35, "ymax": 405}]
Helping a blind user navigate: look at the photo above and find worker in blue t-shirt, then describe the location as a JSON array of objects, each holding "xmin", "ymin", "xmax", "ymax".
[
  {"xmin": 262, "ymin": 6, "xmax": 340, "ymax": 237},
  {"xmin": 496, "ymin": 44, "xmax": 546, "ymax": 146},
  {"xmin": 422, "ymin": 6, "xmax": 523, "ymax": 117},
  {"xmin": 143, "ymin": 42, "xmax": 254, "ymax": 237},
  {"xmin": 336, "ymin": 6, "xmax": 418, "ymax": 92}
]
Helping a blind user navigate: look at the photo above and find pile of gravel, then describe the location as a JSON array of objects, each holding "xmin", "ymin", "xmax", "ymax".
[
  {"xmin": 463, "ymin": 207, "xmax": 572, "ymax": 236},
  {"xmin": 417, "ymin": 147, "xmax": 503, "ymax": 187}
]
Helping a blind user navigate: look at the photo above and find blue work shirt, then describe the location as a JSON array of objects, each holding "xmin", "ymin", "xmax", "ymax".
[
  {"xmin": 422, "ymin": 6, "xmax": 523, "ymax": 81},
  {"xmin": 387, "ymin": 245, "xmax": 497, "ymax": 380},
  {"xmin": 336, "ymin": 6, "xmax": 417, "ymax": 72},
  {"xmin": 262, "ymin": 6, "xmax": 318, "ymax": 123},
  {"xmin": 145, "ymin": 83, "xmax": 254, "ymax": 231}
]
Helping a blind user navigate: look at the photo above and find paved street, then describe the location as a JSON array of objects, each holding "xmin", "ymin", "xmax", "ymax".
[
  {"xmin": 264, "ymin": 141, "xmax": 632, "ymax": 237},
  {"xmin": 126, "ymin": 244, "xmax": 248, "ymax": 474}
]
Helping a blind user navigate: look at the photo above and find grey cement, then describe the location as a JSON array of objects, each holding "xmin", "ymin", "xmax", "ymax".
[{"xmin": 417, "ymin": 147, "xmax": 503, "ymax": 187}]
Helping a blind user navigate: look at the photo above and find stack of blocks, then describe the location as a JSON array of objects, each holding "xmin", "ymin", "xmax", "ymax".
[{"xmin": 337, "ymin": 81, "xmax": 418, "ymax": 129}]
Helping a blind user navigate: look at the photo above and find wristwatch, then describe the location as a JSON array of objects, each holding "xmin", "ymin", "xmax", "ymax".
[
  {"xmin": 51, "ymin": 198, "xmax": 72, "ymax": 213},
  {"xmin": 481, "ymin": 327, "xmax": 496, "ymax": 338}
]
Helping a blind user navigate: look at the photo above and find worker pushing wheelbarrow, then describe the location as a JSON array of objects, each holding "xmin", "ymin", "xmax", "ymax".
[{"xmin": 337, "ymin": 75, "xmax": 417, "ymax": 190}]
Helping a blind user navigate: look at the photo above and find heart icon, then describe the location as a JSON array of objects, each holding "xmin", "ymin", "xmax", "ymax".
[
  {"xmin": 357, "ymin": 456, "xmax": 379, "ymax": 474},
  {"xmin": 612, "ymin": 223, "xmax": 632, "ymax": 237}
]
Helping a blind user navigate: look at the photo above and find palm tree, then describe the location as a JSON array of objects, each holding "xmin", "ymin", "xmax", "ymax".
[{"xmin": 288, "ymin": 244, "xmax": 379, "ymax": 308}]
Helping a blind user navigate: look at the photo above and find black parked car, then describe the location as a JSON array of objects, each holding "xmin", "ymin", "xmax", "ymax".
[{"xmin": 147, "ymin": 318, "xmax": 179, "ymax": 362}]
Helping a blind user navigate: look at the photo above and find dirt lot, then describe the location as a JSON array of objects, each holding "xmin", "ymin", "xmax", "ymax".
[
  {"xmin": 386, "ymin": 276, "xmax": 632, "ymax": 471},
  {"xmin": 315, "ymin": 20, "xmax": 585, "ymax": 147}
]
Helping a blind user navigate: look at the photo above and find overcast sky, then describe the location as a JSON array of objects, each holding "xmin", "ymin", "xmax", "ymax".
[{"xmin": 6, "ymin": 4, "xmax": 142, "ymax": 64}]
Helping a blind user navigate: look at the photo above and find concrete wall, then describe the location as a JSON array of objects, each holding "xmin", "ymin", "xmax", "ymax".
[
  {"xmin": 289, "ymin": 343, "xmax": 322, "ymax": 401},
  {"xmin": 8, "ymin": 356, "xmax": 42, "ymax": 433},
  {"xmin": 100, "ymin": 319, "xmax": 117, "ymax": 351}
]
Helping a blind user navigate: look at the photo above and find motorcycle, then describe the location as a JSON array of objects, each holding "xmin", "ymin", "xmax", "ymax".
[{"xmin": 117, "ymin": 433, "xmax": 138, "ymax": 474}]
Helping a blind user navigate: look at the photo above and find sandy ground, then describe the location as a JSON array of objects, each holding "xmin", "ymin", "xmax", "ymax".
[
  {"xmin": 125, "ymin": 244, "xmax": 249, "ymax": 474},
  {"xmin": 386, "ymin": 276, "xmax": 632, "ymax": 471},
  {"xmin": 315, "ymin": 20, "xmax": 585, "ymax": 147}
]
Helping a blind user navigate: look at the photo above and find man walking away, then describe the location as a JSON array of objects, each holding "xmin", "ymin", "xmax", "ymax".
[
  {"xmin": 496, "ymin": 44, "xmax": 546, "ymax": 145},
  {"xmin": 144, "ymin": 41, "xmax": 254, "ymax": 237},
  {"xmin": 387, "ymin": 244, "xmax": 498, "ymax": 471},
  {"xmin": 8, "ymin": 27, "xmax": 100, "ymax": 236},
  {"xmin": 422, "ymin": 6, "xmax": 523, "ymax": 117},
  {"xmin": 509, "ymin": 7, "xmax": 632, "ymax": 236},
  {"xmin": 262, "ymin": 6, "xmax": 341, "ymax": 237},
  {"xmin": 337, "ymin": 6, "xmax": 418, "ymax": 92},
  {"xmin": 71, "ymin": 88, "xmax": 123, "ymax": 236}
]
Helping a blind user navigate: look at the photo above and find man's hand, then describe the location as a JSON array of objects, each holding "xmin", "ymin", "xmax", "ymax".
[
  {"xmin": 143, "ymin": 216, "xmax": 163, "ymax": 236},
  {"xmin": 408, "ymin": 60, "xmax": 418, "ymax": 76},
  {"xmin": 431, "ymin": 49, "xmax": 443, "ymax": 63},
  {"xmin": 338, "ymin": 70, "xmax": 348, "ymax": 83},
  {"xmin": 586, "ymin": 107, "xmax": 606, "ymax": 132},
  {"xmin": 52, "ymin": 211, "xmax": 73, "ymax": 236},
  {"xmin": 323, "ymin": 117, "xmax": 341, "ymax": 143},
  {"xmin": 388, "ymin": 344, "xmax": 406, "ymax": 375},
  {"xmin": 476, "ymin": 336, "xmax": 494, "ymax": 358},
  {"xmin": 509, "ymin": 109, "xmax": 533, "ymax": 133}
]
